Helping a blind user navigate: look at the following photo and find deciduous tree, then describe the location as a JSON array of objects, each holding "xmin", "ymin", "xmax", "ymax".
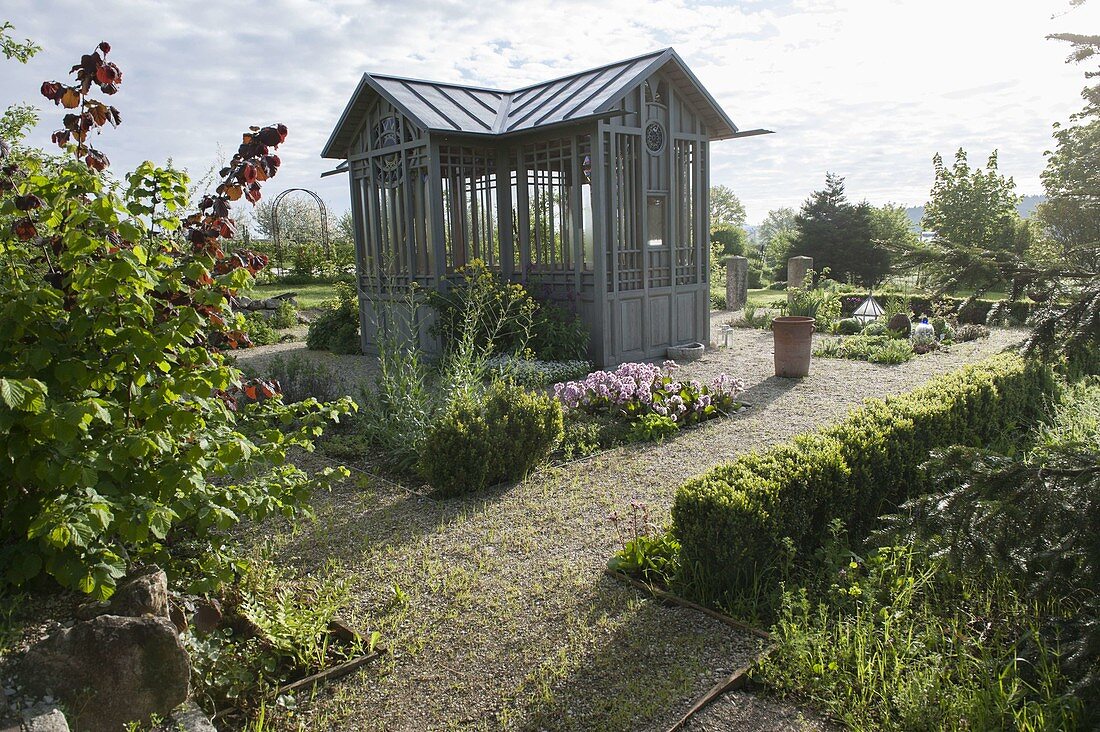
[{"xmin": 709, "ymin": 184, "xmax": 746, "ymax": 229}]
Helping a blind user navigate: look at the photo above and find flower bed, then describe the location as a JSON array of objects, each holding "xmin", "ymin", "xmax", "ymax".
[
  {"xmin": 486, "ymin": 355, "xmax": 591, "ymax": 388},
  {"xmin": 553, "ymin": 361, "xmax": 744, "ymax": 427}
]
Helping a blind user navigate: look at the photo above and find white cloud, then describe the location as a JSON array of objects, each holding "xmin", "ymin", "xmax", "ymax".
[{"xmin": 2, "ymin": 0, "xmax": 1098, "ymax": 223}]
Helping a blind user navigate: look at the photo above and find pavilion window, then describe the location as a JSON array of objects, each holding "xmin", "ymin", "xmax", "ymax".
[
  {"xmin": 579, "ymin": 138, "xmax": 594, "ymax": 270},
  {"xmin": 439, "ymin": 145, "xmax": 498, "ymax": 273},
  {"xmin": 674, "ymin": 139, "xmax": 697, "ymax": 285},
  {"xmin": 522, "ymin": 139, "xmax": 574, "ymax": 271}
]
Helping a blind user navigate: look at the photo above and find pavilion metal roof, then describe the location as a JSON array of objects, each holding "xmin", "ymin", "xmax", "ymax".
[{"xmin": 322, "ymin": 48, "xmax": 744, "ymax": 159}]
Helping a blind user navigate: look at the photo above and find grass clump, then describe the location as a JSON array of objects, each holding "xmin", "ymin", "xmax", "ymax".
[{"xmin": 756, "ymin": 528, "xmax": 1078, "ymax": 731}]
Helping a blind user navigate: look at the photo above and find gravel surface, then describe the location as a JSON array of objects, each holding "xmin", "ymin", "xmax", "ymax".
[
  {"xmin": 245, "ymin": 315, "xmax": 1026, "ymax": 731},
  {"xmin": 682, "ymin": 689, "xmax": 835, "ymax": 732}
]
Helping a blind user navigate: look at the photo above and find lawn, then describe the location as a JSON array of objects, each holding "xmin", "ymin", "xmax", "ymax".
[{"xmin": 248, "ymin": 281, "xmax": 341, "ymax": 309}]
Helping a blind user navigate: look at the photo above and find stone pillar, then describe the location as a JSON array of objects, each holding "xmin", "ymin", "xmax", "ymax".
[
  {"xmin": 787, "ymin": 256, "xmax": 812, "ymax": 303},
  {"xmin": 725, "ymin": 256, "xmax": 748, "ymax": 311}
]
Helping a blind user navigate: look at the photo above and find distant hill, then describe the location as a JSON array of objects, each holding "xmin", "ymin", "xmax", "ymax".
[{"xmin": 905, "ymin": 195, "xmax": 1045, "ymax": 230}]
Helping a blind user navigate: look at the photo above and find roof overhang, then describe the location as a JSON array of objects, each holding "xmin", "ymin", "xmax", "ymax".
[{"xmin": 322, "ymin": 48, "xmax": 764, "ymax": 159}]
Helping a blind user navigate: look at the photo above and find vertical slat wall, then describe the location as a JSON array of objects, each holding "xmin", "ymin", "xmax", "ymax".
[
  {"xmin": 348, "ymin": 99, "xmax": 430, "ymax": 292},
  {"xmin": 593, "ymin": 69, "xmax": 715, "ymax": 364},
  {"xmin": 437, "ymin": 144, "xmax": 499, "ymax": 273}
]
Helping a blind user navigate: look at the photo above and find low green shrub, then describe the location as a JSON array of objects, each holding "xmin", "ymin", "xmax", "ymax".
[
  {"xmin": 862, "ymin": 321, "xmax": 888, "ymax": 336},
  {"xmin": 559, "ymin": 412, "xmax": 631, "ymax": 460},
  {"xmin": 671, "ymin": 353, "xmax": 1057, "ymax": 606},
  {"xmin": 626, "ymin": 413, "xmax": 679, "ymax": 443},
  {"xmin": 419, "ymin": 382, "xmax": 563, "ymax": 496},
  {"xmin": 869, "ymin": 339, "xmax": 915, "ymax": 363},
  {"xmin": 243, "ymin": 312, "xmax": 280, "ymax": 346},
  {"xmin": 785, "ymin": 284, "xmax": 841, "ymax": 329},
  {"xmin": 265, "ymin": 354, "xmax": 344, "ymax": 403},
  {"xmin": 306, "ymin": 282, "xmax": 361, "ymax": 354},
  {"xmin": 757, "ymin": 536, "xmax": 1078, "ymax": 731},
  {"xmin": 270, "ymin": 299, "xmax": 297, "ymax": 329},
  {"xmin": 836, "ymin": 318, "xmax": 862, "ymax": 335},
  {"xmin": 427, "ymin": 260, "xmax": 534, "ymax": 356},
  {"xmin": 528, "ymin": 300, "xmax": 589, "ymax": 361},
  {"xmin": 738, "ymin": 301, "xmax": 773, "ymax": 330},
  {"xmin": 955, "ymin": 323, "xmax": 990, "ymax": 342},
  {"xmin": 608, "ymin": 502, "xmax": 680, "ymax": 587},
  {"xmin": 711, "ymin": 291, "xmax": 728, "ymax": 310},
  {"xmin": 185, "ymin": 547, "xmax": 367, "ymax": 719}
]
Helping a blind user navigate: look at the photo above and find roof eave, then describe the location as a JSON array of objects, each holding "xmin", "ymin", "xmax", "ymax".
[
  {"xmin": 591, "ymin": 48, "xmax": 741, "ymax": 140},
  {"xmin": 321, "ymin": 73, "xmax": 435, "ymax": 159}
]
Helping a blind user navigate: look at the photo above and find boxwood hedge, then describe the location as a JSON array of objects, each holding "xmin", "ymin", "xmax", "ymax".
[
  {"xmin": 838, "ymin": 295, "xmax": 1031, "ymax": 325},
  {"xmin": 670, "ymin": 353, "xmax": 1057, "ymax": 603}
]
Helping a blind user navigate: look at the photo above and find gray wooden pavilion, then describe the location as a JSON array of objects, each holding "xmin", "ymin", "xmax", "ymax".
[{"xmin": 322, "ymin": 48, "xmax": 767, "ymax": 366}]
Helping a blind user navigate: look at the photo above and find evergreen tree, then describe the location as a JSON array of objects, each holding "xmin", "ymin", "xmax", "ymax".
[{"xmin": 786, "ymin": 173, "xmax": 888, "ymax": 286}]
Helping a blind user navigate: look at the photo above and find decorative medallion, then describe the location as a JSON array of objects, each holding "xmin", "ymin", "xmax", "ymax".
[
  {"xmin": 373, "ymin": 116, "xmax": 404, "ymax": 187},
  {"xmin": 645, "ymin": 121, "xmax": 665, "ymax": 155}
]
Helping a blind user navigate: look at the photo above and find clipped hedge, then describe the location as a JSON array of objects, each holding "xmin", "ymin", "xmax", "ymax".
[
  {"xmin": 838, "ymin": 295, "xmax": 1031, "ymax": 325},
  {"xmin": 671, "ymin": 353, "xmax": 1057, "ymax": 602}
]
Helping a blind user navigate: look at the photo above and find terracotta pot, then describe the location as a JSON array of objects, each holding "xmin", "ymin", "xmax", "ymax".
[{"xmin": 772, "ymin": 316, "xmax": 816, "ymax": 378}]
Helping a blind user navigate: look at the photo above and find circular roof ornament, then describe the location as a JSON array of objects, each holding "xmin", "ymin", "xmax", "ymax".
[
  {"xmin": 645, "ymin": 121, "xmax": 666, "ymax": 155},
  {"xmin": 373, "ymin": 116, "xmax": 404, "ymax": 187}
]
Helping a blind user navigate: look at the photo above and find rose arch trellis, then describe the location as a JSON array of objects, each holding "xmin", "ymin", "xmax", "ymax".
[{"xmin": 270, "ymin": 187, "xmax": 331, "ymax": 272}]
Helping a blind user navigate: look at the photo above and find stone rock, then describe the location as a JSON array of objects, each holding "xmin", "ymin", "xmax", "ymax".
[
  {"xmin": 887, "ymin": 312, "xmax": 912, "ymax": 337},
  {"xmin": 725, "ymin": 256, "xmax": 748, "ymax": 311},
  {"xmin": 161, "ymin": 702, "xmax": 217, "ymax": 732},
  {"xmin": 111, "ymin": 566, "xmax": 169, "ymax": 619},
  {"xmin": 19, "ymin": 615, "xmax": 189, "ymax": 732},
  {"xmin": 786, "ymin": 256, "xmax": 812, "ymax": 297},
  {"xmin": 21, "ymin": 704, "xmax": 69, "ymax": 732},
  {"xmin": 74, "ymin": 566, "xmax": 169, "ymax": 621}
]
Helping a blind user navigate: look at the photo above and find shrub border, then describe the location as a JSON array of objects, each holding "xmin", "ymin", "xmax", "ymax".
[{"xmin": 671, "ymin": 352, "xmax": 1058, "ymax": 605}]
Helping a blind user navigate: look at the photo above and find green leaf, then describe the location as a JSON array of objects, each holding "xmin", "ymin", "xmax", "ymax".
[{"xmin": 0, "ymin": 377, "xmax": 47, "ymax": 413}]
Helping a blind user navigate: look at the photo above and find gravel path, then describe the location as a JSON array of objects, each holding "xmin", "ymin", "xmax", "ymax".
[{"xmin": 247, "ymin": 315, "xmax": 1026, "ymax": 731}]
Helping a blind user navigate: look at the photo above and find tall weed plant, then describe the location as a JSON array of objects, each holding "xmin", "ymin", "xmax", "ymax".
[{"xmin": 757, "ymin": 530, "xmax": 1078, "ymax": 731}]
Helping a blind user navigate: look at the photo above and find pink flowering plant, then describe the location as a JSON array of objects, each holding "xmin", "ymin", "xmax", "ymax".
[{"xmin": 553, "ymin": 360, "xmax": 744, "ymax": 428}]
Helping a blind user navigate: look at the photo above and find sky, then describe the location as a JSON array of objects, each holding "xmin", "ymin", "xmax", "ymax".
[{"xmin": 2, "ymin": 0, "xmax": 1098, "ymax": 225}]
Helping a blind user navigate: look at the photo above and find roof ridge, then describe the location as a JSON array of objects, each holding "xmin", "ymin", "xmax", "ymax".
[
  {"xmin": 368, "ymin": 48, "xmax": 671, "ymax": 98},
  {"xmin": 505, "ymin": 48, "xmax": 670, "ymax": 95},
  {"xmin": 369, "ymin": 73, "xmax": 506, "ymax": 95}
]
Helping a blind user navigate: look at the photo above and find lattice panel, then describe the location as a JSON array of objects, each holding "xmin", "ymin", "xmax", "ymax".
[
  {"xmin": 359, "ymin": 144, "xmax": 430, "ymax": 289},
  {"xmin": 674, "ymin": 139, "xmax": 698, "ymax": 285},
  {"xmin": 607, "ymin": 132, "xmax": 642, "ymax": 292},
  {"xmin": 520, "ymin": 139, "xmax": 574, "ymax": 271},
  {"xmin": 439, "ymin": 145, "xmax": 499, "ymax": 273}
]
